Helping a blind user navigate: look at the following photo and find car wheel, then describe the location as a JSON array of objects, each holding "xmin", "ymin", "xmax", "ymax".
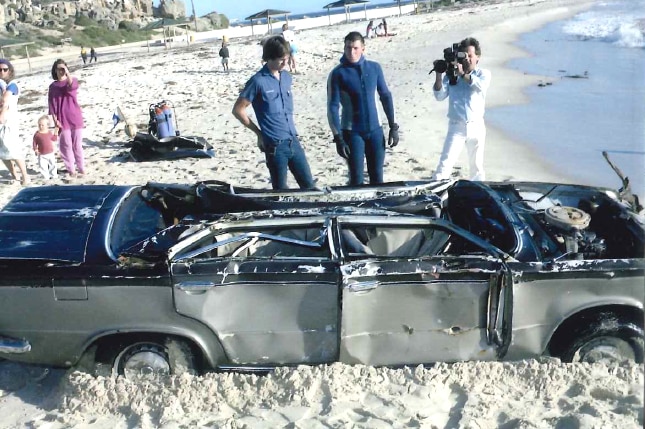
[
  {"xmin": 114, "ymin": 342, "xmax": 170, "ymax": 378},
  {"xmin": 108, "ymin": 338, "xmax": 197, "ymax": 379},
  {"xmin": 563, "ymin": 324, "xmax": 644, "ymax": 364}
]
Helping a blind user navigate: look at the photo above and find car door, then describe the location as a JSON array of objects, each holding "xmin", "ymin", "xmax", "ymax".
[
  {"xmin": 337, "ymin": 217, "xmax": 508, "ymax": 365},
  {"xmin": 170, "ymin": 217, "xmax": 339, "ymax": 366}
]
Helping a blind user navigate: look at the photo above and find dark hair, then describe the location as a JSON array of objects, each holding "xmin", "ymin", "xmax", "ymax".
[
  {"xmin": 51, "ymin": 59, "xmax": 67, "ymax": 80},
  {"xmin": 460, "ymin": 37, "xmax": 481, "ymax": 56},
  {"xmin": 344, "ymin": 31, "xmax": 365, "ymax": 45},
  {"xmin": 262, "ymin": 36, "xmax": 290, "ymax": 62},
  {"xmin": 0, "ymin": 59, "xmax": 14, "ymax": 82}
]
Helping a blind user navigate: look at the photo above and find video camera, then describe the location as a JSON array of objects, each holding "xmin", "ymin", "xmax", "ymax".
[{"xmin": 429, "ymin": 43, "xmax": 467, "ymax": 86}]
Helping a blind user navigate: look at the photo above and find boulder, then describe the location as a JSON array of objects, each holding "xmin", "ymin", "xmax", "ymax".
[{"xmin": 157, "ymin": 0, "xmax": 186, "ymax": 19}]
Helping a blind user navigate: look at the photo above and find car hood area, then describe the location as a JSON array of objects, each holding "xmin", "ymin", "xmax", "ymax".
[{"xmin": 0, "ymin": 185, "xmax": 133, "ymax": 263}]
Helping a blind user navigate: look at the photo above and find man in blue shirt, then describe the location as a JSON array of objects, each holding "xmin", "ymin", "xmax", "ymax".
[
  {"xmin": 232, "ymin": 36, "xmax": 315, "ymax": 190},
  {"xmin": 327, "ymin": 31, "xmax": 399, "ymax": 186},
  {"xmin": 432, "ymin": 37, "xmax": 491, "ymax": 181}
]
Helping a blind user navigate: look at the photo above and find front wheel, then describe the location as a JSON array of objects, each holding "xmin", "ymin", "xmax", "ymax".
[{"xmin": 562, "ymin": 324, "xmax": 644, "ymax": 364}]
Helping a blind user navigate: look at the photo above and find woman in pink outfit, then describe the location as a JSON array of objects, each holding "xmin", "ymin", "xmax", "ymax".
[{"xmin": 48, "ymin": 59, "xmax": 85, "ymax": 177}]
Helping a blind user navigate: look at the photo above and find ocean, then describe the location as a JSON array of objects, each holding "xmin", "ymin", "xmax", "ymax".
[{"xmin": 486, "ymin": 0, "xmax": 645, "ymax": 199}]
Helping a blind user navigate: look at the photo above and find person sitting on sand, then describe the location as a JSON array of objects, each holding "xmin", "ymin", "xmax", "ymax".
[{"xmin": 366, "ymin": 20, "xmax": 375, "ymax": 39}]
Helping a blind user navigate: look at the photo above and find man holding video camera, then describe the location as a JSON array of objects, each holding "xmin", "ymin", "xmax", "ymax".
[{"xmin": 431, "ymin": 37, "xmax": 491, "ymax": 181}]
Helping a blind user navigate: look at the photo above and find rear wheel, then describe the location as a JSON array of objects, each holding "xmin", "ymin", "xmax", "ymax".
[
  {"xmin": 115, "ymin": 342, "xmax": 170, "ymax": 378},
  {"xmin": 90, "ymin": 336, "xmax": 198, "ymax": 379}
]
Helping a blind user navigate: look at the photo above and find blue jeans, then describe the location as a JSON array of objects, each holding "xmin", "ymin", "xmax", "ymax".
[
  {"xmin": 343, "ymin": 128, "xmax": 385, "ymax": 185},
  {"xmin": 264, "ymin": 136, "xmax": 315, "ymax": 190}
]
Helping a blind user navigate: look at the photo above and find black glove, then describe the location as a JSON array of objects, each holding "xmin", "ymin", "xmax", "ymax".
[
  {"xmin": 432, "ymin": 59, "xmax": 448, "ymax": 74},
  {"xmin": 388, "ymin": 123, "xmax": 399, "ymax": 148},
  {"xmin": 334, "ymin": 134, "xmax": 350, "ymax": 159}
]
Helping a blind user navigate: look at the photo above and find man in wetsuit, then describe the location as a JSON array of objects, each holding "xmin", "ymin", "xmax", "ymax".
[{"xmin": 327, "ymin": 31, "xmax": 399, "ymax": 186}]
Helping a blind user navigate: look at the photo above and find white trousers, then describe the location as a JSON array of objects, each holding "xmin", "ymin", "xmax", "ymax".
[
  {"xmin": 37, "ymin": 152, "xmax": 57, "ymax": 179},
  {"xmin": 432, "ymin": 119, "xmax": 486, "ymax": 181}
]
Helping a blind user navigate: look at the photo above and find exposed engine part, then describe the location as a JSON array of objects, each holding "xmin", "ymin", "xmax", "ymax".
[
  {"xmin": 545, "ymin": 206, "xmax": 591, "ymax": 231},
  {"xmin": 553, "ymin": 230, "xmax": 607, "ymax": 260},
  {"xmin": 542, "ymin": 206, "xmax": 607, "ymax": 259}
]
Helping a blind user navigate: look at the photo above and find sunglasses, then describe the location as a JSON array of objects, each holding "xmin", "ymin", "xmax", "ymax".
[{"xmin": 0, "ymin": 68, "xmax": 9, "ymax": 72}]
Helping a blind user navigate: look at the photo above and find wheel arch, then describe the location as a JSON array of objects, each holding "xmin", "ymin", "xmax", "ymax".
[
  {"xmin": 547, "ymin": 304, "xmax": 644, "ymax": 359},
  {"xmin": 78, "ymin": 327, "xmax": 228, "ymax": 372}
]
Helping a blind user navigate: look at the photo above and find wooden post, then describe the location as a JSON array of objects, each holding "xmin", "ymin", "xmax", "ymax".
[{"xmin": 25, "ymin": 45, "xmax": 31, "ymax": 73}]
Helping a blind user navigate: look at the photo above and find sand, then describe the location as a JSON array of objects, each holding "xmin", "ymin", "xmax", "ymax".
[{"xmin": 0, "ymin": 0, "xmax": 643, "ymax": 427}]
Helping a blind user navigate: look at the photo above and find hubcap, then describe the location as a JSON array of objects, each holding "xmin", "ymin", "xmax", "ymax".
[{"xmin": 116, "ymin": 343, "xmax": 170, "ymax": 378}]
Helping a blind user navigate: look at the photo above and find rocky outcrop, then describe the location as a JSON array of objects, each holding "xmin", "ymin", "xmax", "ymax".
[
  {"xmin": 156, "ymin": 0, "xmax": 186, "ymax": 19},
  {"xmin": 0, "ymin": 0, "xmax": 228, "ymax": 35}
]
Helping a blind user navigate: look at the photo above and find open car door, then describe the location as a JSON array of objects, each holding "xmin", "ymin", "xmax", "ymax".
[{"xmin": 337, "ymin": 217, "xmax": 510, "ymax": 365}]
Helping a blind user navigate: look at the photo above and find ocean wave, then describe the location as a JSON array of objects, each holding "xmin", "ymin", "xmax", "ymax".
[{"xmin": 563, "ymin": 2, "xmax": 645, "ymax": 49}]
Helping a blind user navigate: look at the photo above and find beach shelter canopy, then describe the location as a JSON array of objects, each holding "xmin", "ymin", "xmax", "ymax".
[
  {"xmin": 141, "ymin": 18, "xmax": 191, "ymax": 31},
  {"xmin": 323, "ymin": 0, "xmax": 369, "ymax": 24},
  {"xmin": 245, "ymin": 9, "xmax": 291, "ymax": 35}
]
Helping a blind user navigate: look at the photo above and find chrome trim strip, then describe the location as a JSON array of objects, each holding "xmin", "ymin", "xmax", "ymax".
[{"xmin": 0, "ymin": 336, "xmax": 31, "ymax": 354}]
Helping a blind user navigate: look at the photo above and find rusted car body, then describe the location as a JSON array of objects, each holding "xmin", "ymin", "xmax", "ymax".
[{"xmin": 0, "ymin": 179, "xmax": 643, "ymax": 376}]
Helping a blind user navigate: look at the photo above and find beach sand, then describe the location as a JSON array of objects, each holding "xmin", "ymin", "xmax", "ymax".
[{"xmin": 0, "ymin": 0, "xmax": 642, "ymax": 427}]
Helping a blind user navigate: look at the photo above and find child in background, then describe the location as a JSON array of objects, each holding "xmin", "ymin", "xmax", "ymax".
[
  {"xmin": 219, "ymin": 41, "xmax": 229, "ymax": 72},
  {"xmin": 32, "ymin": 115, "xmax": 58, "ymax": 179}
]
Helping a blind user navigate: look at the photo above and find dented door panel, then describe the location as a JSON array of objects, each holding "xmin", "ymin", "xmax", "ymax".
[
  {"xmin": 339, "ymin": 257, "xmax": 503, "ymax": 365},
  {"xmin": 173, "ymin": 259, "xmax": 339, "ymax": 365}
]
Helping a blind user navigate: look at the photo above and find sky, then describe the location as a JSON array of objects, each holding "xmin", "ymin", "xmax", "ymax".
[{"xmin": 183, "ymin": 0, "xmax": 393, "ymax": 21}]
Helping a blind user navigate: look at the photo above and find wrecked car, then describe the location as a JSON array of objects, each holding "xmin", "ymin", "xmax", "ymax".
[{"xmin": 0, "ymin": 178, "xmax": 643, "ymax": 378}]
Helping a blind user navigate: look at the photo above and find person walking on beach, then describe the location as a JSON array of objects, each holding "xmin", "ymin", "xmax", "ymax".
[
  {"xmin": 218, "ymin": 41, "xmax": 229, "ymax": 72},
  {"xmin": 80, "ymin": 46, "xmax": 87, "ymax": 64},
  {"xmin": 0, "ymin": 59, "xmax": 30, "ymax": 185},
  {"xmin": 32, "ymin": 115, "xmax": 58, "ymax": 180},
  {"xmin": 232, "ymin": 36, "xmax": 315, "ymax": 190},
  {"xmin": 327, "ymin": 31, "xmax": 399, "ymax": 186},
  {"xmin": 48, "ymin": 59, "xmax": 86, "ymax": 178},
  {"xmin": 89, "ymin": 47, "xmax": 97, "ymax": 63},
  {"xmin": 281, "ymin": 23, "xmax": 298, "ymax": 74},
  {"xmin": 431, "ymin": 37, "xmax": 491, "ymax": 181}
]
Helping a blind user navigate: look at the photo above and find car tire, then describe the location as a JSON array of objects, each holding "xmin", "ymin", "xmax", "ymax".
[
  {"xmin": 114, "ymin": 338, "xmax": 198, "ymax": 378},
  {"xmin": 88, "ymin": 337, "xmax": 198, "ymax": 379},
  {"xmin": 114, "ymin": 341, "xmax": 171, "ymax": 378},
  {"xmin": 562, "ymin": 322, "xmax": 644, "ymax": 364}
]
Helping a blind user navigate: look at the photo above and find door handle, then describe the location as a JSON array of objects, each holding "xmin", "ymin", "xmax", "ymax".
[
  {"xmin": 175, "ymin": 281, "xmax": 216, "ymax": 294},
  {"xmin": 348, "ymin": 281, "xmax": 378, "ymax": 293}
]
